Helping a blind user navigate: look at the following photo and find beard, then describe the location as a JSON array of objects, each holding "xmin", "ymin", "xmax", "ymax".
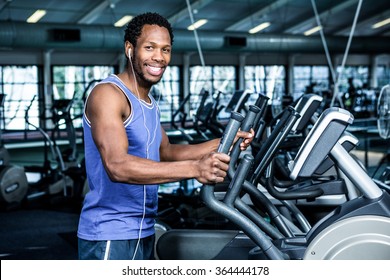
[{"xmin": 131, "ymin": 57, "xmax": 164, "ymax": 88}]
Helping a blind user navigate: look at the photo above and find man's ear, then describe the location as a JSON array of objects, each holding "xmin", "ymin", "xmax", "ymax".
[{"xmin": 125, "ymin": 41, "xmax": 134, "ymax": 59}]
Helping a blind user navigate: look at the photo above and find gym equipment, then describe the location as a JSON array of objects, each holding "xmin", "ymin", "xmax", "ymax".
[
  {"xmin": 157, "ymin": 96, "xmax": 334, "ymax": 259},
  {"xmin": 21, "ymin": 96, "xmax": 74, "ymax": 203},
  {"xmin": 200, "ymin": 110, "xmax": 286, "ymax": 260},
  {"xmin": 50, "ymin": 96, "xmax": 87, "ymax": 202},
  {"xmin": 160, "ymin": 106, "xmax": 390, "ymax": 260},
  {"xmin": 291, "ymin": 93, "xmax": 323, "ymax": 134},
  {"xmin": 192, "ymin": 89, "xmax": 253, "ymax": 139},
  {"xmin": 0, "ymin": 165, "xmax": 29, "ymax": 208},
  {"xmin": 159, "ymin": 102, "xmax": 390, "ymax": 260},
  {"xmin": 0, "ymin": 146, "xmax": 10, "ymax": 166},
  {"xmin": 171, "ymin": 92, "xmax": 196, "ymax": 142},
  {"xmin": 372, "ymin": 84, "xmax": 390, "ymax": 180},
  {"xmin": 158, "ymin": 104, "xmax": 260, "ymax": 225},
  {"xmin": 219, "ymin": 107, "xmax": 390, "ymax": 259},
  {"xmin": 218, "ymin": 89, "xmax": 252, "ymax": 117},
  {"xmin": 170, "ymin": 90, "xmax": 210, "ymax": 144},
  {"xmin": 51, "ymin": 98, "xmax": 78, "ymax": 165},
  {"xmin": 0, "ymin": 93, "xmax": 29, "ymax": 208},
  {"xmin": 377, "ymin": 84, "xmax": 390, "ymax": 140},
  {"xmin": 251, "ymin": 93, "xmax": 322, "ymax": 158},
  {"xmin": 192, "ymin": 89, "xmax": 218, "ymax": 140},
  {"xmin": 251, "ymin": 93, "xmax": 269, "ymax": 142},
  {"xmin": 157, "ymin": 107, "xmax": 264, "ymax": 260},
  {"xmin": 270, "ymin": 83, "xmax": 284, "ymax": 118},
  {"xmin": 0, "ymin": 94, "xmax": 10, "ymax": 166},
  {"xmin": 258, "ymin": 94, "xmax": 362, "ymax": 213}
]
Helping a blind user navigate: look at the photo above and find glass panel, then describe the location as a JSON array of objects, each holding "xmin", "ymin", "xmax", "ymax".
[
  {"xmin": 293, "ymin": 65, "xmax": 330, "ymax": 100},
  {"xmin": 151, "ymin": 66, "xmax": 180, "ymax": 122},
  {"xmin": 245, "ymin": 65, "xmax": 286, "ymax": 104},
  {"xmin": 1, "ymin": 66, "xmax": 39, "ymax": 130},
  {"xmin": 312, "ymin": 66, "xmax": 329, "ymax": 91},
  {"xmin": 212, "ymin": 66, "xmax": 236, "ymax": 111},
  {"xmin": 376, "ymin": 65, "xmax": 390, "ymax": 88},
  {"xmin": 245, "ymin": 66, "xmax": 266, "ymax": 93},
  {"xmin": 336, "ymin": 66, "xmax": 369, "ymax": 93},
  {"xmin": 213, "ymin": 66, "xmax": 236, "ymax": 93},
  {"xmin": 190, "ymin": 66, "xmax": 212, "ymax": 95},
  {"xmin": 189, "ymin": 66, "xmax": 236, "ymax": 120},
  {"xmin": 52, "ymin": 65, "xmax": 114, "ymax": 128},
  {"xmin": 189, "ymin": 66, "xmax": 212, "ymax": 118}
]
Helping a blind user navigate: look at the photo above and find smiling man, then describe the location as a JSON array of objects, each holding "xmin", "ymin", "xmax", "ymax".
[{"xmin": 77, "ymin": 12, "xmax": 254, "ymax": 260}]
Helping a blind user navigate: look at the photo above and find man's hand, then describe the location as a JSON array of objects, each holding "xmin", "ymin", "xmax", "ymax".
[
  {"xmin": 195, "ymin": 152, "xmax": 230, "ymax": 184},
  {"xmin": 236, "ymin": 128, "xmax": 255, "ymax": 151}
]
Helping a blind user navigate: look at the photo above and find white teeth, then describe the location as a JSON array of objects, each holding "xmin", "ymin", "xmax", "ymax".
[{"xmin": 149, "ymin": 66, "xmax": 161, "ymax": 73}]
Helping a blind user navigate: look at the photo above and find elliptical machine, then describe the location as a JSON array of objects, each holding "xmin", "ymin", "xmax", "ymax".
[
  {"xmin": 0, "ymin": 93, "xmax": 29, "ymax": 209},
  {"xmin": 156, "ymin": 94, "xmax": 337, "ymax": 259},
  {"xmin": 19, "ymin": 96, "xmax": 75, "ymax": 206},
  {"xmin": 203, "ymin": 107, "xmax": 390, "ymax": 260}
]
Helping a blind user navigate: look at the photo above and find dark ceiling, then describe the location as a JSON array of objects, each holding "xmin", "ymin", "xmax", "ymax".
[
  {"xmin": 0, "ymin": 0, "xmax": 389, "ymax": 53},
  {"xmin": 1, "ymin": 0, "xmax": 389, "ymax": 35}
]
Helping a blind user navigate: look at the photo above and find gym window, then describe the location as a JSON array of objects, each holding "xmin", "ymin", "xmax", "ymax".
[
  {"xmin": 293, "ymin": 66, "xmax": 329, "ymax": 100},
  {"xmin": 52, "ymin": 65, "xmax": 115, "ymax": 129},
  {"xmin": 336, "ymin": 65, "xmax": 369, "ymax": 93},
  {"xmin": 151, "ymin": 66, "xmax": 180, "ymax": 123},
  {"xmin": 244, "ymin": 65, "xmax": 286, "ymax": 102},
  {"xmin": 0, "ymin": 65, "xmax": 40, "ymax": 131},
  {"xmin": 376, "ymin": 65, "xmax": 389, "ymax": 88},
  {"xmin": 189, "ymin": 65, "xmax": 236, "ymax": 119}
]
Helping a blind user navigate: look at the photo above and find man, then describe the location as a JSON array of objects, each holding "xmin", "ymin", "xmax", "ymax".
[{"xmin": 77, "ymin": 12, "xmax": 254, "ymax": 260}]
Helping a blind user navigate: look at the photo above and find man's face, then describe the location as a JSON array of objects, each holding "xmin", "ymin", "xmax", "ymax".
[{"xmin": 131, "ymin": 24, "xmax": 172, "ymax": 87}]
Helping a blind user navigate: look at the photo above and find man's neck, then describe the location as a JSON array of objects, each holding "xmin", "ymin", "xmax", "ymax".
[{"xmin": 118, "ymin": 71, "xmax": 150, "ymax": 102}]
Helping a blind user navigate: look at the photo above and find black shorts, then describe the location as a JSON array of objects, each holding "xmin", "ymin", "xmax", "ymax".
[{"xmin": 78, "ymin": 235, "xmax": 155, "ymax": 260}]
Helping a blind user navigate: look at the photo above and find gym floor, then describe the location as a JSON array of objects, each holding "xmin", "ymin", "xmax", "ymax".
[{"xmin": 0, "ymin": 201, "xmax": 79, "ymax": 260}]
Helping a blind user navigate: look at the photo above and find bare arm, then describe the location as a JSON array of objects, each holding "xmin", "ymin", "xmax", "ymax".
[
  {"xmin": 159, "ymin": 128, "xmax": 220, "ymax": 161},
  {"xmin": 159, "ymin": 127, "xmax": 254, "ymax": 162},
  {"xmin": 86, "ymin": 84, "xmax": 230, "ymax": 185}
]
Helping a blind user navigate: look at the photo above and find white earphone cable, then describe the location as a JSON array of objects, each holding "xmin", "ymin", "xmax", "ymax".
[
  {"xmin": 128, "ymin": 49, "xmax": 148, "ymax": 260},
  {"xmin": 128, "ymin": 48, "xmax": 160, "ymax": 260}
]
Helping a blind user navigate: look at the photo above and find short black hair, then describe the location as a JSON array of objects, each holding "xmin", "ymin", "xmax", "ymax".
[{"xmin": 124, "ymin": 12, "xmax": 174, "ymax": 48}]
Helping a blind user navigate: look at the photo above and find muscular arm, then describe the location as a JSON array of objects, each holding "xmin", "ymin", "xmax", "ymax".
[
  {"xmin": 159, "ymin": 127, "xmax": 254, "ymax": 162},
  {"xmin": 87, "ymin": 84, "xmax": 229, "ymax": 185},
  {"xmin": 159, "ymin": 129, "xmax": 220, "ymax": 161}
]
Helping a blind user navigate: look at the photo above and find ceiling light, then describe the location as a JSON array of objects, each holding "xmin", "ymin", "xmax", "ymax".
[
  {"xmin": 187, "ymin": 19, "xmax": 208, "ymax": 31},
  {"xmin": 304, "ymin": 25, "xmax": 322, "ymax": 36},
  {"xmin": 372, "ymin": 17, "xmax": 390, "ymax": 29},
  {"xmin": 248, "ymin": 22, "xmax": 271, "ymax": 34},
  {"xmin": 114, "ymin": 15, "xmax": 133, "ymax": 27},
  {"xmin": 26, "ymin": 9, "xmax": 46, "ymax": 23}
]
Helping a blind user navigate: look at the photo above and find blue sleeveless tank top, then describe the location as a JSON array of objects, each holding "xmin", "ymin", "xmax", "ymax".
[{"xmin": 77, "ymin": 74, "xmax": 162, "ymax": 241}]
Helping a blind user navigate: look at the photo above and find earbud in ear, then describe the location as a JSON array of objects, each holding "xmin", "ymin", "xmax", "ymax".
[{"xmin": 128, "ymin": 48, "xmax": 132, "ymax": 59}]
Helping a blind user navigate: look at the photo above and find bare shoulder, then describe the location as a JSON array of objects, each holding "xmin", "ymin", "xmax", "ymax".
[
  {"xmin": 86, "ymin": 82, "xmax": 129, "ymax": 120},
  {"xmin": 88, "ymin": 82, "xmax": 124, "ymax": 103}
]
